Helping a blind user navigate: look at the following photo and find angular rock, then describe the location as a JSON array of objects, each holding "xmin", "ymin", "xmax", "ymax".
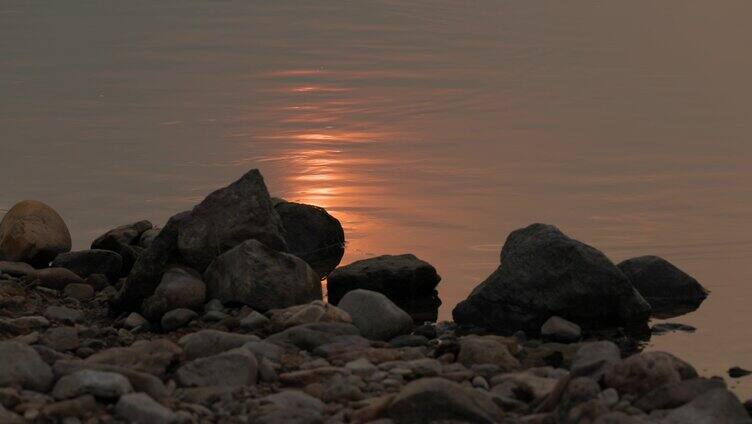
[
  {"xmin": 337, "ymin": 289, "xmax": 413, "ymax": 340},
  {"xmin": 52, "ymin": 369, "xmax": 132, "ymax": 399},
  {"xmin": 141, "ymin": 266, "xmax": 206, "ymax": 321},
  {"xmin": 0, "ymin": 200, "xmax": 71, "ymax": 266},
  {"xmin": 178, "ymin": 329, "xmax": 259, "ymax": 360},
  {"xmin": 34, "ymin": 267, "xmax": 85, "ymax": 290},
  {"xmin": 274, "ymin": 200, "xmax": 345, "ymax": 278},
  {"xmin": 453, "ymin": 224, "xmax": 651, "ymax": 333},
  {"xmin": 86, "ymin": 339, "xmax": 182, "ymax": 377},
  {"xmin": 541, "ymin": 316, "xmax": 582, "ymax": 343},
  {"xmin": 92, "ymin": 220, "xmax": 153, "ymax": 253},
  {"xmin": 51, "ymin": 249, "xmax": 123, "ymax": 281},
  {"xmin": 388, "ymin": 377, "xmax": 501, "ymax": 424},
  {"xmin": 116, "ymin": 392, "xmax": 177, "ymax": 424},
  {"xmin": 178, "ymin": 169, "xmax": 287, "ymax": 271},
  {"xmin": 161, "ymin": 308, "xmax": 198, "ymax": 331},
  {"xmin": 604, "ymin": 351, "xmax": 697, "ymax": 396},
  {"xmin": 457, "ymin": 335, "xmax": 520, "ymax": 370},
  {"xmin": 204, "ymin": 239, "xmax": 321, "ymax": 312},
  {"xmin": 618, "ymin": 256, "xmax": 708, "ymax": 315},
  {"xmin": 176, "ymin": 348, "xmax": 258, "ymax": 387},
  {"xmin": 658, "ymin": 388, "xmax": 751, "ymax": 424},
  {"xmin": 328, "ymin": 254, "xmax": 441, "ymax": 323},
  {"xmin": 0, "ymin": 342, "xmax": 54, "ymax": 391},
  {"xmin": 268, "ymin": 300, "xmax": 352, "ymax": 331}
]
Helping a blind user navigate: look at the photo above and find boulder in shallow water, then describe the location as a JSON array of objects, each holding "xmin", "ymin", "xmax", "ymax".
[
  {"xmin": 274, "ymin": 200, "xmax": 345, "ymax": 279},
  {"xmin": 178, "ymin": 169, "xmax": 287, "ymax": 272},
  {"xmin": 337, "ymin": 289, "xmax": 413, "ymax": 341},
  {"xmin": 617, "ymin": 255, "xmax": 708, "ymax": 316},
  {"xmin": 328, "ymin": 254, "xmax": 442, "ymax": 322},
  {"xmin": 453, "ymin": 224, "xmax": 651, "ymax": 334},
  {"xmin": 52, "ymin": 249, "xmax": 123, "ymax": 281},
  {"xmin": 204, "ymin": 239, "xmax": 321, "ymax": 312},
  {"xmin": 141, "ymin": 266, "xmax": 206, "ymax": 321},
  {"xmin": 0, "ymin": 200, "xmax": 71, "ymax": 266}
]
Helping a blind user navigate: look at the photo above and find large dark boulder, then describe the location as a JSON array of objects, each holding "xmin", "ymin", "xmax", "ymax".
[
  {"xmin": 618, "ymin": 256, "xmax": 708, "ymax": 316},
  {"xmin": 452, "ymin": 224, "xmax": 651, "ymax": 334},
  {"xmin": 0, "ymin": 200, "xmax": 71, "ymax": 267},
  {"xmin": 51, "ymin": 249, "xmax": 123, "ymax": 281},
  {"xmin": 177, "ymin": 169, "xmax": 287, "ymax": 272},
  {"xmin": 273, "ymin": 200, "xmax": 345, "ymax": 279},
  {"xmin": 327, "ymin": 254, "xmax": 441, "ymax": 323},
  {"xmin": 204, "ymin": 239, "xmax": 321, "ymax": 312}
]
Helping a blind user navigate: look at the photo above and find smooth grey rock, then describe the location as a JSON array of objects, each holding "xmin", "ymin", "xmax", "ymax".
[
  {"xmin": 53, "ymin": 359, "xmax": 168, "ymax": 400},
  {"xmin": 618, "ymin": 256, "xmax": 708, "ymax": 315},
  {"xmin": 44, "ymin": 306, "xmax": 83, "ymax": 324},
  {"xmin": 243, "ymin": 341, "xmax": 285, "ymax": 363},
  {"xmin": 604, "ymin": 351, "xmax": 697, "ymax": 396},
  {"xmin": 176, "ymin": 348, "xmax": 258, "ymax": 387},
  {"xmin": 64, "ymin": 283, "xmax": 94, "ymax": 301},
  {"xmin": 52, "ymin": 249, "xmax": 123, "ymax": 281},
  {"xmin": 571, "ymin": 341, "xmax": 621, "ymax": 381},
  {"xmin": 265, "ymin": 322, "xmax": 361, "ymax": 350},
  {"xmin": 240, "ymin": 311, "xmax": 270, "ymax": 331},
  {"xmin": 41, "ymin": 326, "xmax": 80, "ymax": 351},
  {"xmin": 204, "ymin": 239, "xmax": 321, "ymax": 312},
  {"xmin": 0, "ymin": 261, "xmax": 35, "ymax": 277},
  {"xmin": 34, "ymin": 267, "xmax": 85, "ymax": 290},
  {"xmin": 338, "ymin": 289, "xmax": 413, "ymax": 340},
  {"xmin": 161, "ymin": 308, "xmax": 198, "ymax": 331},
  {"xmin": 85, "ymin": 339, "xmax": 182, "ymax": 377},
  {"xmin": 541, "ymin": 316, "xmax": 582, "ymax": 343},
  {"xmin": 0, "ymin": 342, "xmax": 54, "ymax": 391},
  {"xmin": 388, "ymin": 377, "xmax": 500, "ymax": 424},
  {"xmin": 274, "ymin": 200, "xmax": 345, "ymax": 278},
  {"xmin": 142, "ymin": 266, "xmax": 206, "ymax": 321},
  {"xmin": 177, "ymin": 169, "xmax": 287, "ymax": 272},
  {"xmin": 52, "ymin": 369, "xmax": 132, "ymax": 399},
  {"xmin": 328, "ymin": 254, "xmax": 441, "ymax": 322},
  {"xmin": 115, "ymin": 392, "xmax": 177, "ymax": 424},
  {"xmin": 659, "ymin": 388, "xmax": 751, "ymax": 424},
  {"xmin": 123, "ymin": 312, "xmax": 148, "ymax": 330},
  {"xmin": 0, "ymin": 200, "xmax": 71, "ymax": 267},
  {"xmin": 453, "ymin": 224, "xmax": 651, "ymax": 333},
  {"xmin": 178, "ymin": 329, "xmax": 259, "ymax": 360}
]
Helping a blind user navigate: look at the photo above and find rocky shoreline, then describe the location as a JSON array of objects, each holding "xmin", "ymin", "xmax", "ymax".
[{"xmin": 0, "ymin": 169, "xmax": 749, "ymax": 423}]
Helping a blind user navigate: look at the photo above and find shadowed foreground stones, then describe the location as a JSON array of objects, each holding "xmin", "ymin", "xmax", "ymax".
[
  {"xmin": 618, "ymin": 255, "xmax": 708, "ymax": 316},
  {"xmin": 91, "ymin": 220, "xmax": 153, "ymax": 276},
  {"xmin": 328, "ymin": 254, "xmax": 442, "ymax": 323},
  {"xmin": 274, "ymin": 200, "xmax": 345, "ymax": 279},
  {"xmin": 453, "ymin": 223, "xmax": 651, "ymax": 334},
  {"xmin": 0, "ymin": 200, "xmax": 72, "ymax": 267},
  {"xmin": 337, "ymin": 289, "xmax": 413, "ymax": 341},
  {"xmin": 204, "ymin": 239, "xmax": 321, "ymax": 312},
  {"xmin": 0, "ymin": 341, "xmax": 54, "ymax": 392},
  {"xmin": 51, "ymin": 249, "xmax": 123, "ymax": 281},
  {"xmin": 388, "ymin": 377, "xmax": 501, "ymax": 423}
]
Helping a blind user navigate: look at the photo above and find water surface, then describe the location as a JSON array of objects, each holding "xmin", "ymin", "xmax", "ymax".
[{"xmin": 3, "ymin": 0, "xmax": 752, "ymax": 395}]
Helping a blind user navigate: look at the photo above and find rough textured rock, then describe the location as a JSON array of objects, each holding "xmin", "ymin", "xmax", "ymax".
[
  {"xmin": 256, "ymin": 390, "xmax": 325, "ymax": 423},
  {"xmin": 86, "ymin": 339, "xmax": 182, "ymax": 377},
  {"xmin": 0, "ymin": 261, "xmax": 35, "ymax": 277},
  {"xmin": 52, "ymin": 369, "xmax": 133, "ymax": 399},
  {"xmin": 265, "ymin": 322, "xmax": 361, "ymax": 351},
  {"xmin": 571, "ymin": 341, "xmax": 621, "ymax": 381},
  {"xmin": 92, "ymin": 220, "xmax": 153, "ymax": 253},
  {"xmin": 64, "ymin": 283, "xmax": 95, "ymax": 301},
  {"xmin": 112, "ymin": 212, "xmax": 189, "ymax": 312},
  {"xmin": 0, "ymin": 200, "xmax": 71, "ymax": 266},
  {"xmin": 457, "ymin": 336, "xmax": 520, "ymax": 370},
  {"xmin": 44, "ymin": 305, "xmax": 83, "ymax": 324},
  {"xmin": 604, "ymin": 351, "xmax": 697, "ymax": 396},
  {"xmin": 33, "ymin": 267, "xmax": 85, "ymax": 290},
  {"xmin": 142, "ymin": 266, "xmax": 206, "ymax": 321},
  {"xmin": 658, "ymin": 388, "xmax": 752, "ymax": 424},
  {"xmin": 204, "ymin": 239, "xmax": 321, "ymax": 312},
  {"xmin": 179, "ymin": 329, "xmax": 259, "ymax": 360},
  {"xmin": 53, "ymin": 359, "xmax": 168, "ymax": 401},
  {"xmin": 116, "ymin": 392, "xmax": 177, "ymax": 423},
  {"xmin": 635, "ymin": 377, "xmax": 726, "ymax": 412},
  {"xmin": 618, "ymin": 256, "xmax": 708, "ymax": 315},
  {"xmin": 388, "ymin": 377, "xmax": 500, "ymax": 424},
  {"xmin": 328, "ymin": 254, "xmax": 441, "ymax": 322},
  {"xmin": 177, "ymin": 169, "xmax": 287, "ymax": 271},
  {"xmin": 268, "ymin": 300, "xmax": 352, "ymax": 331},
  {"xmin": 161, "ymin": 308, "xmax": 198, "ymax": 331},
  {"xmin": 41, "ymin": 326, "xmax": 80, "ymax": 351},
  {"xmin": 541, "ymin": 316, "xmax": 582, "ymax": 343},
  {"xmin": 453, "ymin": 224, "xmax": 651, "ymax": 333},
  {"xmin": 176, "ymin": 348, "xmax": 258, "ymax": 387},
  {"xmin": 51, "ymin": 249, "xmax": 123, "ymax": 281},
  {"xmin": 337, "ymin": 289, "xmax": 413, "ymax": 340},
  {"xmin": 274, "ymin": 200, "xmax": 345, "ymax": 278},
  {"xmin": 0, "ymin": 342, "xmax": 54, "ymax": 391}
]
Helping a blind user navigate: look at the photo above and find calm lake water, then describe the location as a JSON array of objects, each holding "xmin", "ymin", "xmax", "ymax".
[{"xmin": 3, "ymin": 1, "xmax": 752, "ymax": 395}]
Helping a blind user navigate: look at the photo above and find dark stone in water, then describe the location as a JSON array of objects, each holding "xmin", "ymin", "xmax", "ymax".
[
  {"xmin": 453, "ymin": 223, "xmax": 651, "ymax": 334},
  {"xmin": 618, "ymin": 255, "xmax": 708, "ymax": 317},
  {"xmin": 651, "ymin": 322, "xmax": 697, "ymax": 334},
  {"xmin": 729, "ymin": 367, "xmax": 752, "ymax": 379}
]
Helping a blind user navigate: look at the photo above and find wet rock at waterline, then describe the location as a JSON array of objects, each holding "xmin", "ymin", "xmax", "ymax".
[
  {"xmin": 328, "ymin": 254, "xmax": 442, "ymax": 322},
  {"xmin": 0, "ymin": 200, "xmax": 71, "ymax": 267},
  {"xmin": 618, "ymin": 255, "xmax": 708, "ymax": 316},
  {"xmin": 204, "ymin": 239, "xmax": 321, "ymax": 312},
  {"xmin": 453, "ymin": 223, "xmax": 651, "ymax": 334},
  {"xmin": 274, "ymin": 200, "xmax": 345, "ymax": 279},
  {"xmin": 177, "ymin": 169, "xmax": 287, "ymax": 272}
]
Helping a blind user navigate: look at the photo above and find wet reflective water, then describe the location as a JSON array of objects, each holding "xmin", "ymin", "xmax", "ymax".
[{"xmin": 3, "ymin": 1, "xmax": 752, "ymax": 395}]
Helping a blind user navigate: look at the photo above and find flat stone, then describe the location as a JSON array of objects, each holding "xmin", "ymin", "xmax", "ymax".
[
  {"xmin": 43, "ymin": 306, "xmax": 83, "ymax": 324},
  {"xmin": 161, "ymin": 308, "xmax": 198, "ymax": 331},
  {"xmin": 239, "ymin": 311, "xmax": 270, "ymax": 331},
  {"xmin": 176, "ymin": 348, "xmax": 258, "ymax": 387},
  {"xmin": 41, "ymin": 326, "xmax": 80, "ymax": 351},
  {"xmin": 64, "ymin": 283, "xmax": 94, "ymax": 301},
  {"xmin": 178, "ymin": 329, "xmax": 259, "ymax": 360},
  {"xmin": 52, "ymin": 369, "xmax": 132, "ymax": 400},
  {"xmin": 115, "ymin": 392, "xmax": 177, "ymax": 424},
  {"xmin": 457, "ymin": 335, "xmax": 520, "ymax": 371},
  {"xmin": 0, "ymin": 261, "xmax": 36, "ymax": 277},
  {"xmin": 268, "ymin": 300, "xmax": 351, "ymax": 331},
  {"xmin": 123, "ymin": 312, "xmax": 148, "ymax": 330},
  {"xmin": 86, "ymin": 339, "xmax": 182, "ymax": 377},
  {"xmin": 541, "ymin": 316, "xmax": 582, "ymax": 343},
  {"xmin": 34, "ymin": 268, "xmax": 85, "ymax": 290},
  {"xmin": 53, "ymin": 359, "xmax": 168, "ymax": 400}
]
